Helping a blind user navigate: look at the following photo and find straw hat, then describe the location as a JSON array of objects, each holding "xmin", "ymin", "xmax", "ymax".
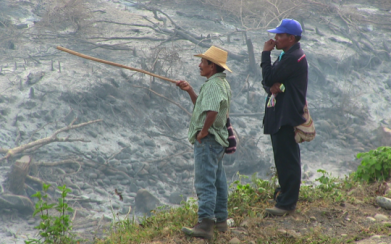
[{"xmin": 194, "ymin": 46, "xmax": 232, "ymax": 73}]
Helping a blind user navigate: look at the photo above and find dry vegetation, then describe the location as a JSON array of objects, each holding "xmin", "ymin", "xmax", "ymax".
[
  {"xmin": 199, "ymin": 0, "xmax": 391, "ymax": 30},
  {"xmin": 35, "ymin": 0, "xmax": 93, "ymax": 35},
  {"xmin": 0, "ymin": 13, "xmax": 23, "ymax": 62},
  {"xmin": 199, "ymin": 0, "xmax": 306, "ymax": 29}
]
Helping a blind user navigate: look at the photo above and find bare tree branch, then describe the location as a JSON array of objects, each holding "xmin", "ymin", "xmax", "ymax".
[{"xmin": 0, "ymin": 118, "xmax": 102, "ymax": 163}]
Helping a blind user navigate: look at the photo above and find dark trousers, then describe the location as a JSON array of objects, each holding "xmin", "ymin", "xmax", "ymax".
[{"xmin": 270, "ymin": 125, "xmax": 301, "ymax": 210}]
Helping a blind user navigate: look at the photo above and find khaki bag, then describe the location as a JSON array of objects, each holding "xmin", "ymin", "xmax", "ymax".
[{"xmin": 294, "ymin": 102, "xmax": 316, "ymax": 143}]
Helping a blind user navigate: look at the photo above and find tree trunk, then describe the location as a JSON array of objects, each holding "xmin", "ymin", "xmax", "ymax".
[
  {"xmin": 246, "ymin": 38, "xmax": 260, "ymax": 77},
  {"xmin": 8, "ymin": 155, "xmax": 31, "ymax": 195}
]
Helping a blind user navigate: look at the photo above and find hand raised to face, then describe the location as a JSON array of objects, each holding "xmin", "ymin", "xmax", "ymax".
[{"xmin": 263, "ymin": 39, "xmax": 276, "ymax": 52}]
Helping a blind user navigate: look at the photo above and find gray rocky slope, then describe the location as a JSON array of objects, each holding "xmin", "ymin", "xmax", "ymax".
[{"xmin": 0, "ymin": 0, "xmax": 390, "ymax": 242}]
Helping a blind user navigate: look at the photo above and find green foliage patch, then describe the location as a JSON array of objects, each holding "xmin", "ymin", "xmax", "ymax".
[
  {"xmin": 353, "ymin": 146, "xmax": 391, "ymax": 183},
  {"xmin": 25, "ymin": 184, "xmax": 79, "ymax": 244}
]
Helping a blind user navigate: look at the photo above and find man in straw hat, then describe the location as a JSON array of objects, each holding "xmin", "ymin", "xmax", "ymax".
[
  {"xmin": 177, "ymin": 46, "xmax": 232, "ymax": 240},
  {"xmin": 260, "ymin": 18, "xmax": 308, "ymax": 216}
]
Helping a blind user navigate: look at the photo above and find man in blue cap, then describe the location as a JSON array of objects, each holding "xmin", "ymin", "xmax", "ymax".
[{"xmin": 260, "ymin": 19, "xmax": 308, "ymax": 216}]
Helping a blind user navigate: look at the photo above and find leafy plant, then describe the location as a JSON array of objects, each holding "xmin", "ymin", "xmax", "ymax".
[
  {"xmin": 353, "ymin": 146, "xmax": 391, "ymax": 182},
  {"xmin": 228, "ymin": 173, "xmax": 275, "ymax": 219},
  {"xmin": 316, "ymin": 169, "xmax": 340, "ymax": 192},
  {"xmin": 25, "ymin": 183, "xmax": 78, "ymax": 244}
]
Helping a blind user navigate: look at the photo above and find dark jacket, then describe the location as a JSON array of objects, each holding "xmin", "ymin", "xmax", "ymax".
[{"xmin": 261, "ymin": 43, "xmax": 308, "ymax": 135}]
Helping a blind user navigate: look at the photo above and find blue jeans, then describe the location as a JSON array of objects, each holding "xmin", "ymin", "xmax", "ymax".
[{"xmin": 194, "ymin": 134, "xmax": 228, "ymax": 222}]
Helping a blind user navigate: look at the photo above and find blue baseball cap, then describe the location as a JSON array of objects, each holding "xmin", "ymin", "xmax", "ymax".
[{"xmin": 267, "ymin": 19, "xmax": 302, "ymax": 36}]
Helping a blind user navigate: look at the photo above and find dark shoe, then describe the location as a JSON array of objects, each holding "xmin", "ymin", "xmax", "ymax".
[
  {"xmin": 181, "ymin": 218, "xmax": 214, "ymax": 239},
  {"xmin": 267, "ymin": 198, "xmax": 276, "ymax": 204},
  {"xmin": 265, "ymin": 207, "xmax": 294, "ymax": 216},
  {"xmin": 215, "ymin": 220, "xmax": 228, "ymax": 232}
]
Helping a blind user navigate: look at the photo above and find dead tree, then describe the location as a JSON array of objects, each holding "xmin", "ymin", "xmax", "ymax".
[
  {"xmin": 246, "ymin": 37, "xmax": 261, "ymax": 77},
  {"xmin": 0, "ymin": 118, "xmax": 102, "ymax": 214},
  {"xmin": 0, "ymin": 118, "xmax": 102, "ymax": 163},
  {"xmin": 8, "ymin": 155, "xmax": 31, "ymax": 195}
]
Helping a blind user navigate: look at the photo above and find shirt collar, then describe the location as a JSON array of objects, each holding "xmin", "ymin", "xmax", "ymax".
[
  {"xmin": 206, "ymin": 72, "xmax": 226, "ymax": 82},
  {"xmin": 279, "ymin": 42, "xmax": 300, "ymax": 61},
  {"xmin": 285, "ymin": 42, "xmax": 300, "ymax": 54}
]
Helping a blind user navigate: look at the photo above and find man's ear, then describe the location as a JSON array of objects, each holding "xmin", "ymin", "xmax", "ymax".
[
  {"xmin": 211, "ymin": 62, "xmax": 217, "ymax": 72},
  {"xmin": 289, "ymin": 35, "xmax": 296, "ymax": 43}
]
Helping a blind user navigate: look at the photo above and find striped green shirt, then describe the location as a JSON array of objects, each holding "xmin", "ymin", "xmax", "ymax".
[{"xmin": 188, "ymin": 73, "xmax": 231, "ymax": 147}]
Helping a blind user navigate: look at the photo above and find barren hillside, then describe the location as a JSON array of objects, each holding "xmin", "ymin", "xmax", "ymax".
[{"xmin": 0, "ymin": 0, "xmax": 390, "ymax": 243}]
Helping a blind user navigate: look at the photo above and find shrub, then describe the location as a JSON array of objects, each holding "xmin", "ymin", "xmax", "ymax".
[
  {"xmin": 353, "ymin": 146, "xmax": 391, "ymax": 183},
  {"xmin": 25, "ymin": 183, "xmax": 79, "ymax": 244},
  {"xmin": 36, "ymin": 0, "xmax": 92, "ymax": 35}
]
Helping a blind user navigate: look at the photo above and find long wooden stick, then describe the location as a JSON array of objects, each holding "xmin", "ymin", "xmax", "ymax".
[{"xmin": 56, "ymin": 46, "xmax": 177, "ymax": 84}]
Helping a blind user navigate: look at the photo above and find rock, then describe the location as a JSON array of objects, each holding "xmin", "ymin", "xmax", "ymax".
[
  {"xmin": 278, "ymin": 229, "xmax": 301, "ymax": 238},
  {"xmin": 366, "ymin": 217, "xmax": 376, "ymax": 222},
  {"xmin": 0, "ymin": 194, "xmax": 34, "ymax": 214},
  {"xmin": 76, "ymin": 209, "xmax": 90, "ymax": 218},
  {"xmin": 16, "ymin": 23, "xmax": 28, "ymax": 29},
  {"xmin": 229, "ymin": 237, "xmax": 241, "ymax": 244},
  {"xmin": 129, "ymin": 183, "xmax": 139, "ymax": 193},
  {"xmin": 227, "ymin": 218, "xmax": 235, "ymax": 227},
  {"xmin": 376, "ymin": 196, "xmax": 391, "ymax": 210},
  {"xmin": 317, "ymin": 120, "xmax": 332, "ymax": 132},
  {"xmin": 112, "ymin": 202, "xmax": 120, "ymax": 210},
  {"xmin": 310, "ymin": 216, "xmax": 317, "ymax": 222},
  {"xmin": 95, "ymin": 188, "xmax": 108, "ymax": 196},
  {"xmin": 144, "ymin": 138, "xmax": 156, "ymax": 147},
  {"xmin": 148, "ymin": 179, "xmax": 156, "ymax": 186},
  {"xmin": 168, "ymin": 192, "xmax": 184, "ymax": 205},
  {"xmin": 120, "ymin": 179, "xmax": 130, "ymax": 185},
  {"xmin": 120, "ymin": 206, "xmax": 130, "ymax": 214},
  {"xmin": 89, "ymin": 173, "xmax": 98, "ymax": 179},
  {"xmin": 331, "ymin": 129, "xmax": 339, "ymax": 136},
  {"xmin": 64, "ymin": 110, "xmax": 76, "ymax": 125},
  {"xmin": 236, "ymin": 118, "xmax": 246, "ymax": 128},
  {"xmin": 87, "ymin": 130, "xmax": 98, "ymax": 138},
  {"xmin": 135, "ymin": 189, "xmax": 160, "ymax": 215},
  {"xmin": 115, "ymin": 152, "xmax": 131, "ymax": 160},
  {"xmin": 27, "ymin": 217, "xmax": 37, "ymax": 225},
  {"xmin": 23, "ymin": 100, "xmax": 37, "ymax": 109},
  {"xmin": 97, "ymin": 156, "xmax": 105, "ymax": 164},
  {"xmin": 72, "ymin": 189, "xmax": 81, "ymax": 196},
  {"xmin": 374, "ymin": 126, "xmax": 391, "ymax": 146},
  {"xmin": 27, "ymin": 71, "xmax": 45, "ymax": 85},
  {"xmin": 374, "ymin": 214, "xmax": 389, "ymax": 221}
]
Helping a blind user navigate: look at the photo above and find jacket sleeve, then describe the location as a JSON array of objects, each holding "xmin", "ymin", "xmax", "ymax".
[
  {"xmin": 261, "ymin": 51, "xmax": 298, "ymax": 87},
  {"xmin": 262, "ymin": 82, "xmax": 271, "ymax": 94}
]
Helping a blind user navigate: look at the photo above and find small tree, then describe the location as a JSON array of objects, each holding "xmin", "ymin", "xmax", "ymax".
[{"xmin": 25, "ymin": 183, "xmax": 78, "ymax": 244}]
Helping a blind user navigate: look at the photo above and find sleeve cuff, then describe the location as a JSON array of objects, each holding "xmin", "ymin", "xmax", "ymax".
[{"xmin": 261, "ymin": 51, "xmax": 271, "ymax": 62}]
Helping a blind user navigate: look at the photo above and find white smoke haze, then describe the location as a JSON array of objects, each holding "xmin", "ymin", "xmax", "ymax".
[{"xmin": 0, "ymin": 0, "xmax": 390, "ymax": 242}]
